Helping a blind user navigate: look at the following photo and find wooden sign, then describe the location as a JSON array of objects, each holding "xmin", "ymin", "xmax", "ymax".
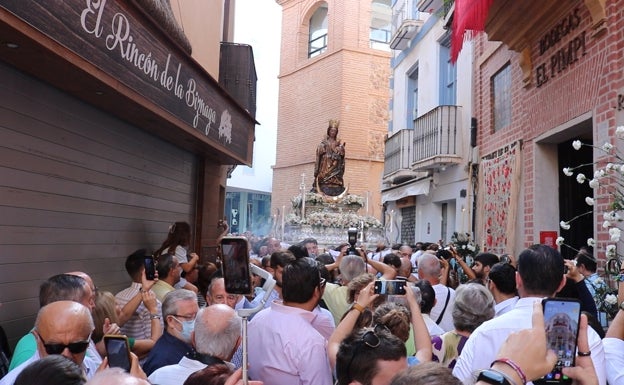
[{"xmin": 1, "ymin": 0, "xmax": 255, "ymax": 164}]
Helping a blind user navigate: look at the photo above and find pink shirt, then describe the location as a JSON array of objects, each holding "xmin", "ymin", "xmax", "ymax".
[{"xmin": 248, "ymin": 301, "xmax": 333, "ymax": 385}]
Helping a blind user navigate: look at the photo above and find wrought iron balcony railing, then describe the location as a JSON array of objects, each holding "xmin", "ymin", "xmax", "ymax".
[
  {"xmin": 389, "ymin": 0, "xmax": 425, "ymax": 50},
  {"xmin": 412, "ymin": 105, "xmax": 462, "ymax": 171},
  {"xmin": 383, "ymin": 128, "xmax": 414, "ymax": 180}
]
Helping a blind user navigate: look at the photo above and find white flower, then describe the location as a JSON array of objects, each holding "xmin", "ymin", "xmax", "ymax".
[
  {"xmin": 587, "ymin": 238, "xmax": 596, "ymax": 247},
  {"xmin": 562, "ymin": 167, "xmax": 573, "ymax": 177},
  {"xmin": 559, "ymin": 221, "xmax": 571, "ymax": 230},
  {"xmin": 617, "ymin": 126, "xmax": 624, "ymax": 139},
  {"xmin": 589, "ymin": 179, "xmax": 599, "ymax": 189},
  {"xmin": 606, "ymin": 294, "xmax": 618, "ymax": 305},
  {"xmin": 556, "ymin": 236, "xmax": 565, "ymax": 246},
  {"xmin": 602, "ymin": 142, "xmax": 614, "ymax": 152},
  {"xmin": 606, "ymin": 163, "xmax": 615, "ymax": 171},
  {"xmin": 610, "ymin": 227, "xmax": 622, "ymax": 242},
  {"xmin": 620, "ymin": 164, "xmax": 624, "ymax": 174},
  {"xmin": 462, "ymin": 245, "xmax": 467, "ymax": 249},
  {"xmin": 595, "ymin": 277, "xmax": 604, "ymax": 285},
  {"xmin": 585, "ymin": 197, "xmax": 594, "ymax": 206},
  {"xmin": 467, "ymin": 244, "xmax": 476, "ymax": 251},
  {"xmin": 572, "ymin": 140, "xmax": 582, "ymax": 150},
  {"xmin": 603, "ymin": 220, "xmax": 612, "ymax": 228},
  {"xmin": 594, "ymin": 170, "xmax": 605, "ymax": 179},
  {"xmin": 576, "ymin": 173, "xmax": 586, "ymax": 184},
  {"xmin": 607, "ymin": 244, "xmax": 617, "ymax": 257}
]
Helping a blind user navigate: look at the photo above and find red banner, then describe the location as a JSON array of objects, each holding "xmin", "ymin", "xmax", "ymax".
[{"xmin": 451, "ymin": 0, "xmax": 494, "ymax": 62}]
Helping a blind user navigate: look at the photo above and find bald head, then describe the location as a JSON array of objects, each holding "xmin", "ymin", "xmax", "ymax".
[
  {"xmin": 66, "ymin": 271, "xmax": 96, "ymax": 311},
  {"xmin": 35, "ymin": 301, "xmax": 94, "ymax": 365},
  {"xmin": 193, "ymin": 304, "xmax": 241, "ymax": 359},
  {"xmin": 86, "ymin": 368, "xmax": 150, "ymax": 385},
  {"xmin": 418, "ymin": 253, "xmax": 442, "ymax": 283}
]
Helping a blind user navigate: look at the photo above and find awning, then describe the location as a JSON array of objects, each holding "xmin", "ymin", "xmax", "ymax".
[{"xmin": 381, "ymin": 178, "xmax": 431, "ymax": 203}]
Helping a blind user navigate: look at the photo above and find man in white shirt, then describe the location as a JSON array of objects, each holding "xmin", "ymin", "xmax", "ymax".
[
  {"xmin": 453, "ymin": 244, "xmax": 606, "ymax": 385},
  {"xmin": 487, "ymin": 262, "xmax": 519, "ymax": 317},
  {"xmin": 418, "ymin": 253, "xmax": 455, "ymax": 332},
  {"xmin": 148, "ymin": 304, "xmax": 241, "ymax": 385}
]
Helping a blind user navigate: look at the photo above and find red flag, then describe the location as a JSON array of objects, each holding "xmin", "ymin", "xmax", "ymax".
[{"xmin": 451, "ymin": 0, "xmax": 494, "ymax": 63}]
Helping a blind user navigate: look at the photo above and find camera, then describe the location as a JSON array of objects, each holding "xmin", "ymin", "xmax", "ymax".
[{"xmin": 347, "ymin": 227, "xmax": 358, "ymax": 255}]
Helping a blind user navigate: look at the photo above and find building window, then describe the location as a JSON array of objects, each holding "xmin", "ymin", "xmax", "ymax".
[
  {"xmin": 439, "ymin": 33, "xmax": 456, "ymax": 105},
  {"xmin": 407, "ymin": 65, "xmax": 419, "ymax": 125},
  {"xmin": 309, "ymin": 3, "xmax": 328, "ymax": 58},
  {"xmin": 492, "ymin": 63, "xmax": 511, "ymax": 131},
  {"xmin": 370, "ymin": 0, "xmax": 391, "ymax": 50}
]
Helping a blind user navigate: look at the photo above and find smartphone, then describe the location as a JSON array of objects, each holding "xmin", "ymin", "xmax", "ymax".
[
  {"xmin": 220, "ymin": 237, "xmax": 252, "ymax": 295},
  {"xmin": 536, "ymin": 298, "xmax": 581, "ymax": 384},
  {"xmin": 144, "ymin": 257, "xmax": 156, "ymax": 280},
  {"xmin": 104, "ymin": 335, "xmax": 131, "ymax": 372},
  {"xmin": 374, "ymin": 280, "xmax": 406, "ymax": 295}
]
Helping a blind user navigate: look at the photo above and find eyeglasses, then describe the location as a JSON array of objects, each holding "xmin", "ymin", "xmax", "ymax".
[
  {"xmin": 172, "ymin": 313, "xmax": 197, "ymax": 321},
  {"xmin": 344, "ymin": 324, "xmax": 387, "ymax": 383},
  {"xmin": 37, "ymin": 332, "xmax": 91, "ymax": 355}
]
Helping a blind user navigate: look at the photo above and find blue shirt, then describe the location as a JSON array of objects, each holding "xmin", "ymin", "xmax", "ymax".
[{"xmin": 142, "ymin": 330, "xmax": 193, "ymax": 376}]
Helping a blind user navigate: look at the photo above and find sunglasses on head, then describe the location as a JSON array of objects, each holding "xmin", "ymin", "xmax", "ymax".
[
  {"xmin": 345, "ymin": 324, "xmax": 388, "ymax": 382},
  {"xmin": 37, "ymin": 333, "xmax": 91, "ymax": 355}
]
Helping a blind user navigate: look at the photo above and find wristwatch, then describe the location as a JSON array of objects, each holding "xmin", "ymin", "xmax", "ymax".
[{"xmin": 476, "ymin": 369, "xmax": 512, "ymax": 385}]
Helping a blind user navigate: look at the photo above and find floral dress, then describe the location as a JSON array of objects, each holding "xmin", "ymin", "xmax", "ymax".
[{"xmin": 431, "ymin": 331, "xmax": 468, "ymax": 369}]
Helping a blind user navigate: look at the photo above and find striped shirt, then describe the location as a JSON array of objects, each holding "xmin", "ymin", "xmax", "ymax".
[{"xmin": 115, "ymin": 282, "xmax": 162, "ymax": 340}]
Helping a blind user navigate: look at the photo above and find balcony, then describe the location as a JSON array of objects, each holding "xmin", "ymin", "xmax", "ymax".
[
  {"xmin": 389, "ymin": 0, "xmax": 425, "ymax": 50},
  {"xmin": 417, "ymin": 0, "xmax": 445, "ymax": 13},
  {"xmin": 412, "ymin": 105, "xmax": 462, "ymax": 171},
  {"xmin": 383, "ymin": 129, "xmax": 419, "ymax": 185}
]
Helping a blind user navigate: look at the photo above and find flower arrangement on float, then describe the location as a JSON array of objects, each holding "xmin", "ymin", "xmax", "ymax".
[
  {"xmin": 291, "ymin": 192, "xmax": 365, "ymax": 209},
  {"xmin": 286, "ymin": 212, "xmax": 382, "ymax": 229},
  {"xmin": 557, "ymin": 126, "xmax": 624, "ymax": 319}
]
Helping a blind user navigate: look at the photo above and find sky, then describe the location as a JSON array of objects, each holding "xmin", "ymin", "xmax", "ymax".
[{"xmin": 227, "ymin": 0, "xmax": 282, "ymax": 192}]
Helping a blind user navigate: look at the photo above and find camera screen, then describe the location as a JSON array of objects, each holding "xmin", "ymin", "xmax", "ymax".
[
  {"xmin": 221, "ymin": 238, "xmax": 251, "ymax": 294},
  {"xmin": 541, "ymin": 299, "xmax": 581, "ymax": 383},
  {"xmin": 374, "ymin": 280, "xmax": 406, "ymax": 295}
]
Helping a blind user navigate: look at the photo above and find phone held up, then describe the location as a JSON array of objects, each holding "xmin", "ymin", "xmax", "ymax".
[
  {"xmin": 220, "ymin": 236, "xmax": 252, "ymax": 295},
  {"xmin": 534, "ymin": 298, "xmax": 581, "ymax": 385},
  {"xmin": 144, "ymin": 256, "xmax": 156, "ymax": 281},
  {"xmin": 374, "ymin": 279, "xmax": 406, "ymax": 295},
  {"xmin": 104, "ymin": 335, "xmax": 132, "ymax": 372}
]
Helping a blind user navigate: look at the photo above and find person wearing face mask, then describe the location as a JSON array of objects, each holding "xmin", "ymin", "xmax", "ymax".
[
  {"xmin": 148, "ymin": 305, "xmax": 242, "ymax": 385},
  {"xmin": 141, "ymin": 289, "xmax": 198, "ymax": 376}
]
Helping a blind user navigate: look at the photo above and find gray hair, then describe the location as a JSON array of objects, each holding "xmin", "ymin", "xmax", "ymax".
[
  {"xmin": 339, "ymin": 255, "xmax": 366, "ymax": 282},
  {"xmin": 194, "ymin": 306, "xmax": 241, "ymax": 359},
  {"xmin": 162, "ymin": 289, "xmax": 197, "ymax": 326},
  {"xmin": 418, "ymin": 253, "xmax": 441, "ymax": 278},
  {"xmin": 452, "ymin": 283, "xmax": 495, "ymax": 333}
]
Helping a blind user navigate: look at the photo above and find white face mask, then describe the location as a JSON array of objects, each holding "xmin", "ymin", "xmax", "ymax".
[{"xmin": 172, "ymin": 316, "xmax": 195, "ymax": 343}]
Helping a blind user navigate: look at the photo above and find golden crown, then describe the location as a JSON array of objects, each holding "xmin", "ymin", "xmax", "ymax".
[{"xmin": 329, "ymin": 119, "xmax": 340, "ymax": 128}]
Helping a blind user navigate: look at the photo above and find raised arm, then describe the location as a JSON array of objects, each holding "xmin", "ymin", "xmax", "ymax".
[
  {"xmin": 327, "ymin": 281, "xmax": 378, "ymax": 370},
  {"xmin": 404, "ymin": 283, "xmax": 432, "ymax": 363}
]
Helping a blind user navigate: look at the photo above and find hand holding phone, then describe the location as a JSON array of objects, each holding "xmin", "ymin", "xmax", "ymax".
[
  {"xmin": 104, "ymin": 335, "xmax": 131, "ymax": 372},
  {"xmin": 534, "ymin": 298, "xmax": 581, "ymax": 384}
]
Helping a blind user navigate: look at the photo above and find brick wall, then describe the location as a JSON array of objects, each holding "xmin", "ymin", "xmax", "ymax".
[
  {"xmin": 272, "ymin": 0, "xmax": 390, "ymax": 227},
  {"xmin": 473, "ymin": 0, "xmax": 622, "ymax": 261}
]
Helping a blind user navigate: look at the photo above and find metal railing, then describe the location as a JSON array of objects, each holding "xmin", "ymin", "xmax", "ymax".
[
  {"xmin": 383, "ymin": 129, "xmax": 414, "ymax": 177},
  {"xmin": 308, "ymin": 33, "xmax": 327, "ymax": 58},
  {"xmin": 392, "ymin": 0, "xmax": 423, "ymax": 35},
  {"xmin": 412, "ymin": 105, "xmax": 459, "ymax": 164}
]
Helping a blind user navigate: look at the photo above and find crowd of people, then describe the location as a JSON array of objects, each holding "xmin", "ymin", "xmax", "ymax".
[{"xmin": 1, "ymin": 220, "xmax": 624, "ymax": 385}]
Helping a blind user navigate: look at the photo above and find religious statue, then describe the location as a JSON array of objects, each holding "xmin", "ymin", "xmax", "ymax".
[{"xmin": 313, "ymin": 119, "xmax": 346, "ymax": 196}]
